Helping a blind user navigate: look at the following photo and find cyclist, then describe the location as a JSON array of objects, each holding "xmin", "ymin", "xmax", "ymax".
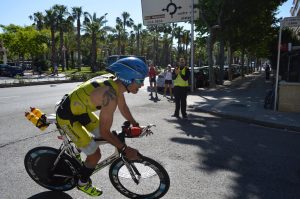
[{"xmin": 56, "ymin": 57, "xmax": 148, "ymax": 196}]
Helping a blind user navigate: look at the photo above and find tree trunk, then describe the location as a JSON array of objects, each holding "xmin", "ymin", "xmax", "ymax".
[
  {"xmin": 241, "ymin": 48, "xmax": 245, "ymax": 77},
  {"xmin": 207, "ymin": 28, "xmax": 215, "ymax": 88},
  {"xmin": 219, "ymin": 38, "xmax": 225, "ymax": 85},
  {"xmin": 228, "ymin": 44, "xmax": 233, "ymax": 81},
  {"xmin": 136, "ymin": 32, "xmax": 140, "ymax": 55},
  {"xmin": 91, "ymin": 33, "xmax": 97, "ymax": 72},
  {"xmin": 51, "ymin": 29, "xmax": 56, "ymax": 71},
  {"xmin": 77, "ymin": 19, "xmax": 81, "ymax": 70},
  {"xmin": 59, "ymin": 30, "xmax": 65, "ymax": 71},
  {"xmin": 71, "ymin": 51, "xmax": 74, "ymax": 69}
]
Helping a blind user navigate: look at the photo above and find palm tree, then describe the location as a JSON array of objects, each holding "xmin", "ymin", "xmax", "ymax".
[
  {"xmin": 29, "ymin": 12, "xmax": 44, "ymax": 31},
  {"xmin": 174, "ymin": 26, "xmax": 184, "ymax": 59},
  {"xmin": 182, "ymin": 30, "xmax": 191, "ymax": 57},
  {"xmin": 71, "ymin": 6, "xmax": 83, "ymax": 70},
  {"xmin": 44, "ymin": 8, "xmax": 58, "ymax": 69},
  {"xmin": 115, "ymin": 18, "xmax": 123, "ymax": 54},
  {"xmin": 83, "ymin": 12, "xmax": 106, "ymax": 72},
  {"xmin": 161, "ymin": 24, "xmax": 172, "ymax": 66},
  {"xmin": 118, "ymin": 12, "xmax": 134, "ymax": 33},
  {"xmin": 133, "ymin": 23, "xmax": 143, "ymax": 55},
  {"xmin": 53, "ymin": 4, "xmax": 70, "ymax": 71},
  {"xmin": 140, "ymin": 29, "xmax": 150, "ymax": 58},
  {"xmin": 116, "ymin": 12, "xmax": 134, "ymax": 54}
]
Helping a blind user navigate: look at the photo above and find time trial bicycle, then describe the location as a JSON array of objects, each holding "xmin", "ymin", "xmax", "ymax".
[{"xmin": 24, "ymin": 115, "xmax": 170, "ymax": 199}]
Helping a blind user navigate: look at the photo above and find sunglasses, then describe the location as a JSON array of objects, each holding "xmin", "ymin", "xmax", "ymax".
[{"xmin": 134, "ymin": 79, "xmax": 144, "ymax": 85}]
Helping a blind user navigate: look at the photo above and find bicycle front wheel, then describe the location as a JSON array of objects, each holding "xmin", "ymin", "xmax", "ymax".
[{"xmin": 109, "ymin": 156, "xmax": 170, "ymax": 199}]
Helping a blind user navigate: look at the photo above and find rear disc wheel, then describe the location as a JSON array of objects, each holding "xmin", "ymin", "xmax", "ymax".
[{"xmin": 24, "ymin": 146, "xmax": 80, "ymax": 191}]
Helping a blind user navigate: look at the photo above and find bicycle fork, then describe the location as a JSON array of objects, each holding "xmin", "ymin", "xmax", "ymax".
[{"xmin": 121, "ymin": 156, "xmax": 141, "ymax": 184}]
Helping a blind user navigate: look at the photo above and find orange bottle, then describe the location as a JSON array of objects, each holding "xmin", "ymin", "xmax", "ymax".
[
  {"xmin": 30, "ymin": 107, "xmax": 44, "ymax": 118},
  {"xmin": 25, "ymin": 111, "xmax": 39, "ymax": 127},
  {"xmin": 25, "ymin": 109, "xmax": 48, "ymax": 131}
]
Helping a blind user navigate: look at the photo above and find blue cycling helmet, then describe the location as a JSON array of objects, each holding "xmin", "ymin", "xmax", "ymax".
[{"xmin": 106, "ymin": 57, "xmax": 148, "ymax": 86}]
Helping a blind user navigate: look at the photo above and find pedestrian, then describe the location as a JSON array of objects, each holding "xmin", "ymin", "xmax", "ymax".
[
  {"xmin": 172, "ymin": 58, "xmax": 190, "ymax": 119},
  {"xmin": 53, "ymin": 63, "xmax": 59, "ymax": 76},
  {"xmin": 37, "ymin": 66, "xmax": 42, "ymax": 77},
  {"xmin": 164, "ymin": 64, "xmax": 173, "ymax": 99},
  {"xmin": 148, "ymin": 63, "xmax": 158, "ymax": 99},
  {"xmin": 265, "ymin": 64, "xmax": 270, "ymax": 80}
]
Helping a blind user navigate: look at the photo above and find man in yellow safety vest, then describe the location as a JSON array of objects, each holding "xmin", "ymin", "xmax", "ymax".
[{"xmin": 172, "ymin": 58, "xmax": 190, "ymax": 119}]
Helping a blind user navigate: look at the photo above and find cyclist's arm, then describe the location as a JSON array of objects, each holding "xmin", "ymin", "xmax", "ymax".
[
  {"xmin": 99, "ymin": 88, "xmax": 139, "ymax": 160},
  {"xmin": 99, "ymin": 88, "xmax": 125, "ymax": 150},
  {"xmin": 117, "ymin": 93, "xmax": 138, "ymax": 126}
]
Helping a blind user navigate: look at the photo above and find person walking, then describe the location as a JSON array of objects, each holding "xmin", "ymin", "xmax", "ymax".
[
  {"xmin": 164, "ymin": 64, "xmax": 173, "ymax": 99},
  {"xmin": 265, "ymin": 64, "xmax": 270, "ymax": 80},
  {"xmin": 172, "ymin": 58, "xmax": 190, "ymax": 119},
  {"xmin": 148, "ymin": 63, "xmax": 158, "ymax": 99}
]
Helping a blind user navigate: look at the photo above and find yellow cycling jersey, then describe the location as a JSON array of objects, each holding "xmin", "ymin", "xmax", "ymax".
[
  {"xmin": 68, "ymin": 79, "xmax": 119, "ymax": 115},
  {"xmin": 56, "ymin": 78, "xmax": 119, "ymax": 149}
]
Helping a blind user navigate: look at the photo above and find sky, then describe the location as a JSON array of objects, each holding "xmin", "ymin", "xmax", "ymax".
[{"xmin": 0, "ymin": 0, "xmax": 294, "ymax": 31}]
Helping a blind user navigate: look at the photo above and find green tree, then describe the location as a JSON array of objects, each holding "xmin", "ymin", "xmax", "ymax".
[
  {"xmin": 133, "ymin": 23, "xmax": 143, "ymax": 55},
  {"xmin": 116, "ymin": 12, "xmax": 134, "ymax": 54},
  {"xmin": 53, "ymin": 4, "xmax": 71, "ymax": 71},
  {"xmin": 71, "ymin": 6, "xmax": 83, "ymax": 69},
  {"xmin": 44, "ymin": 7, "xmax": 58, "ymax": 69},
  {"xmin": 83, "ymin": 12, "xmax": 106, "ymax": 72},
  {"xmin": 29, "ymin": 12, "xmax": 44, "ymax": 31}
]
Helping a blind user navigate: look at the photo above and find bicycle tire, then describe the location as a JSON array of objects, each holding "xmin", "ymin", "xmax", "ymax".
[
  {"xmin": 109, "ymin": 156, "xmax": 170, "ymax": 199},
  {"xmin": 24, "ymin": 146, "xmax": 80, "ymax": 191}
]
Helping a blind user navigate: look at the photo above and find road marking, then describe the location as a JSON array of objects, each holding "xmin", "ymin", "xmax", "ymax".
[{"xmin": 0, "ymin": 96, "xmax": 20, "ymax": 99}]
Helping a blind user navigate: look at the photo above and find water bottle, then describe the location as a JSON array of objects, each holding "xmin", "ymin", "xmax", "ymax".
[
  {"xmin": 30, "ymin": 107, "xmax": 44, "ymax": 118},
  {"xmin": 25, "ymin": 111, "xmax": 40, "ymax": 128},
  {"xmin": 25, "ymin": 109, "xmax": 48, "ymax": 131}
]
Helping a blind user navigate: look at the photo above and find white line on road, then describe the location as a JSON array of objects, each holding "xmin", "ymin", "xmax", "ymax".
[{"xmin": 0, "ymin": 96, "xmax": 20, "ymax": 99}]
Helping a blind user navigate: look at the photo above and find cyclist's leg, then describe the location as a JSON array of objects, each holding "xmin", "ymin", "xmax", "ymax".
[{"xmin": 56, "ymin": 116, "xmax": 102, "ymax": 196}]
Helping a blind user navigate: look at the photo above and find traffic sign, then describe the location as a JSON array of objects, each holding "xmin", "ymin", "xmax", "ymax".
[
  {"xmin": 141, "ymin": 0, "xmax": 199, "ymax": 26},
  {"xmin": 282, "ymin": 17, "xmax": 300, "ymax": 27}
]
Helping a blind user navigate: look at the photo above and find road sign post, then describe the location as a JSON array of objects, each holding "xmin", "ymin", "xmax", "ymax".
[{"xmin": 141, "ymin": 0, "xmax": 198, "ymax": 91}]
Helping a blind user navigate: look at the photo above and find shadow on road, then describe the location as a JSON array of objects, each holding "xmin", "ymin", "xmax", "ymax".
[
  {"xmin": 28, "ymin": 191, "xmax": 73, "ymax": 199},
  {"xmin": 166, "ymin": 111, "xmax": 300, "ymax": 199}
]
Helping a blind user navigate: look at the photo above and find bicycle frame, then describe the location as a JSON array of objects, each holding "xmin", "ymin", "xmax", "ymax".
[
  {"xmin": 49, "ymin": 119, "xmax": 155, "ymax": 181},
  {"xmin": 51, "ymin": 127, "xmax": 119, "ymax": 176}
]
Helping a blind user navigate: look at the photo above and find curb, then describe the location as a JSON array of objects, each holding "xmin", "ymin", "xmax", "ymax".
[
  {"xmin": 194, "ymin": 107, "xmax": 300, "ymax": 133},
  {"xmin": 0, "ymin": 79, "xmax": 82, "ymax": 88}
]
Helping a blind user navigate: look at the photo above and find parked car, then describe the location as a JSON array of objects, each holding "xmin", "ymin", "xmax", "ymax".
[
  {"xmin": 0, "ymin": 64, "xmax": 25, "ymax": 77},
  {"xmin": 192, "ymin": 66, "xmax": 223, "ymax": 87},
  {"xmin": 232, "ymin": 64, "xmax": 241, "ymax": 78}
]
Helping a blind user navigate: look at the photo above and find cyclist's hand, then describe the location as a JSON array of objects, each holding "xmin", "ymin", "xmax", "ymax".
[
  {"xmin": 132, "ymin": 121, "xmax": 139, "ymax": 127},
  {"xmin": 124, "ymin": 146, "xmax": 139, "ymax": 160}
]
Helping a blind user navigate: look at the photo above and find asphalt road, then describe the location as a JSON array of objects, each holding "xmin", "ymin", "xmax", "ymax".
[{"xmin": 1, "ymin": 82, "xmax": 300, "ymax": 199}]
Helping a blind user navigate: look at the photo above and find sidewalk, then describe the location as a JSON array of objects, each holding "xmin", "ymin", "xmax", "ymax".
[
  {"xmin": 187, "ymin": 71, "xmax": 300, "ymax": 132},
  {"xmin": 0, "ymin": 71, "xmax": 70, "ymax": 87}
]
